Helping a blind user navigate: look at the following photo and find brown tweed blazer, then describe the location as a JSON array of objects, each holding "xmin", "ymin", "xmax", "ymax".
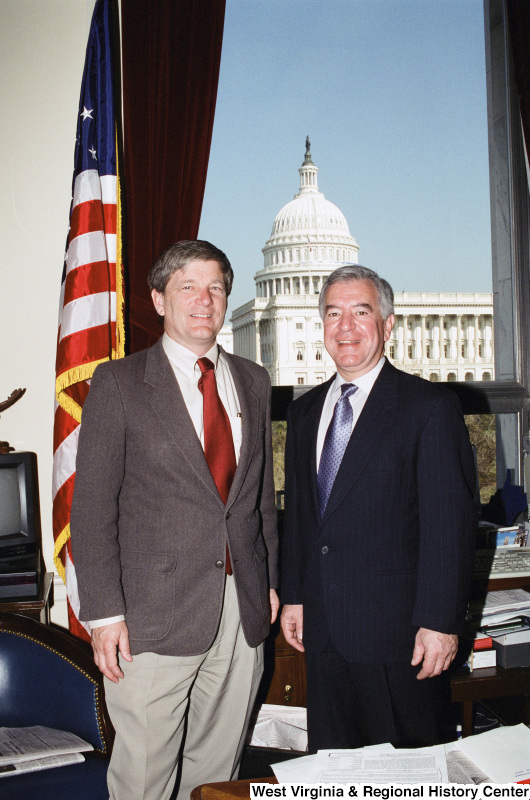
[{"xmin": 70, "ymin": 339, "xmax": 278, "ymax": 656}]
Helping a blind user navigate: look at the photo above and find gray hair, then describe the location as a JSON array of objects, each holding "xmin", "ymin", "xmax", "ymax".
[
  {"xmin": 319, "ymin": 265, "xmax": 394, "ymax": 320},
  {"xmin": 148, "ymin": 240, "xmax": 234, "ymax": 296}
]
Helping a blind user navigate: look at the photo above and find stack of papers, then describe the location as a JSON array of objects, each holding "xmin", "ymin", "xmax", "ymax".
[
  {"xmin": 272, "ymin": 744, "xmax": 451, "ymax": 784},
  {"xmin": 270, "ymin": 724, "xmax": 530, "ymax": 785},
  {"xmin": 469, "ymin": 589, "xmax": 530, "ymax": 627},
  {"xmin": 457, "ymin": 724, "xmax": 530, "ymax": 783},
  {"xmin": 249, "ymin": 705, "xmax": 307, "ymax": 752},
  {"xmin": 0, "ymin": 726, "xmax": 93, "ymax": 778}
]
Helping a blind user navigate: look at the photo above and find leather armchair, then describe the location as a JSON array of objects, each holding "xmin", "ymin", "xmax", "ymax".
[{"xmin": 0, "ymin": 611, "xmax": 113, "ymax": 799}]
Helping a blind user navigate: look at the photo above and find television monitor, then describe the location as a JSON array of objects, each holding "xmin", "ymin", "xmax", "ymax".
[{"xmin": 0, "ymin": 451, "xmax": 42, "ymax": 597}]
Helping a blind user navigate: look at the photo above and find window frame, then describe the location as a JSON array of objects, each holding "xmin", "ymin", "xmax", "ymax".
[{"xmin": 480, "ymin": 0, "xmax": 530, "ymax": 485}]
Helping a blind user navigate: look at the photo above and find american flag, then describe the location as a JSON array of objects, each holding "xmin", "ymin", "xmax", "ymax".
[{"xmin": 53, "ymin": 0, "xmax": 124, "ymax": 640}]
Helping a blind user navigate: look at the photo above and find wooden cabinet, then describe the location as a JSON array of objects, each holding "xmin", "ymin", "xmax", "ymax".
[{"xmin": 257, "ymin": 621, "xmax": 307, "ymax": 707}]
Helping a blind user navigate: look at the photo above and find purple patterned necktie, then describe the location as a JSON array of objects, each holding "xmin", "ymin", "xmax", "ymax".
[{"xmin": 317, "ymin": 383, "xmax": 359, "ymax": 517}]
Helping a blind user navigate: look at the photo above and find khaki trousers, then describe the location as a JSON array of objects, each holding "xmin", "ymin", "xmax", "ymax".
[{"xmin": 104, "ymin": 576, "xmax": 263, "ymax": 800}]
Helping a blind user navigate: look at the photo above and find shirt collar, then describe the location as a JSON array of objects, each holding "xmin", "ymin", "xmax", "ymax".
[
  {"xmin": 331, "ymin": 356, "xmax": 386, "ymax": 398},
  {"xmin": 162, "ymin": 333, "xmax": 219, "ymax": 378}
]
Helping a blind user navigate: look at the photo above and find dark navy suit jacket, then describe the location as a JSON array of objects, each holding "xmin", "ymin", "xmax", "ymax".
[{"xmin": 280, "ymin": 359, "xmax": 477, "ymax": 665}]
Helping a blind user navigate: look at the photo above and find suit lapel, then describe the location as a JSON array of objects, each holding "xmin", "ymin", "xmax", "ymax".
[
  {"xmin": 322, "ymin": 360, "xmax": 400, "ymax": 523},
  {"xmin": 144, "ymin": 340, "xmax": 221, "ymax": 501},
  {"xmin": 298, "ymin": 379, "xmax": 333, "ymax": 524},
  {"xmin": 223, "ymin": 353, "xmax": 260, "ymax": 506}
]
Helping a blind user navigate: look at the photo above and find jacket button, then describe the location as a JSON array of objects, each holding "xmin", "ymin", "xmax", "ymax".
[
  {"xmin": 215, "ymin": 560, "xmax": 224, "ymax": 569},
  {"xmin": 321, "ymin": 546, "xmax": 329, "ymax": 554},
  {"xmin": 225, "ymin": 511, "xmax": 231, "ymax": 520}
]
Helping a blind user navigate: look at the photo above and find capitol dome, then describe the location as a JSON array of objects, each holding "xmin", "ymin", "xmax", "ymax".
[
  {"xmin": 232, "ymin": 139, "xmax": 362, "ymax": 386},
  {"xmin": 255, "ymin": 138, "xmax": 359, "ymax": 297}
]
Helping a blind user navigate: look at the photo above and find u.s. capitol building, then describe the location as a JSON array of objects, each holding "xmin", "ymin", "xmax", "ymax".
[{"xmin": 230, "ymin": 141, "xmax": 493, "ymax": 386}]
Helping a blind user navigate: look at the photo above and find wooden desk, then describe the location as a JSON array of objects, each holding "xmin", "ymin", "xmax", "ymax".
[
  {"xmin": 0, "ymin": 571, "xmax": 54, "ymax": 623},
  {"xmin": 448, "ymin": 575, "xmax": 530, "ymax": 737},
  {"xmin": 451, "ymin": 662, "xmax": 530, "ymax": 737},
  {"xmin": 191, "ymin": 778, "xmax": 276, "ymax": 800}
]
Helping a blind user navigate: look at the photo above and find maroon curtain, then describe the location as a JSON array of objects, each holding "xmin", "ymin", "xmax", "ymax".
[
  {"xmin": 506, "ymin": 0, "xmax": 530, "ymax": 166},
  {"xmin": 121, "ymin": 0, "xmax": 226, "ymax": 353}
]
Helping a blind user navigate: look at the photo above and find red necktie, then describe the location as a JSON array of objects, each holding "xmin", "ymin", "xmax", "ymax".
[{"xmin": 197, "ymin": 357, "xmax": 237, "ymax": 574}]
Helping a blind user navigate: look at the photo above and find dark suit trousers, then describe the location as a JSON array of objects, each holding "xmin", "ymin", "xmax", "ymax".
[{"xmin": 305, "ymin": 641, "xmax": 445, "ymax": 753}]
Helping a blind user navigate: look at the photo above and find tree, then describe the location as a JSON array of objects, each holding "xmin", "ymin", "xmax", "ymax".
[{"xmin": 464, "ymin": 414, "xmax": 496, "ymax": 503}]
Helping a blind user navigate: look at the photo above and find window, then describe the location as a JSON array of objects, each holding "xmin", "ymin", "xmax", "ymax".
[
  {"xmin": 315, "ymin": 321, "xmax": 322, "ymax": 330},
  {"xmin": 296, "ymin": 349, "xmax": 303, "ymax": 361},
  {"xmin": 296, "ymin": 322, "xmax": 303, "ymax": 330},
  {"xmin": 213, "ymin": 2, "xmax": 526, "ymax": 489},
  {"xmin": 315, "ymin": 349, "xmax": 322, "ymax": 361},
  {"xmin": 297, "ymin": 376, "xmax": 305, "ymax": 385},
  {"xmin": 389, "ymin": 344, "xmax": 395, "ymax": 359},
  {"xmin": 408, "ymin": 344, "xmax": 413, "ymax": 358},
  {"xmin": 465, "ymin": 372, "xmax": 474, "ymax": 382},
  {"xmin": 430, "ymin": 373, "xmax": 440, "ymax": 382}
]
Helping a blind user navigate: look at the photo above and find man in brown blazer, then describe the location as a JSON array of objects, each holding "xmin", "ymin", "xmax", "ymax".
[{"xmin": 70, "ymin": 240, "xmax": 278, "ymax": 800}]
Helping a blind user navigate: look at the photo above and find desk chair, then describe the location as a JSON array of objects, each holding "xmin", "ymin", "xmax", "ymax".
[{"xmin": 0, "ymin": 611, "xmax": 113, "ymax": 799}]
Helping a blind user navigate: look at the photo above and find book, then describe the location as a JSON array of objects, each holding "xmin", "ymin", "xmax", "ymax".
[
  {"xmin": 473, "ymin": 632, "xmax": 493, "ymax": 650},
  {"xmin": 467, "ymin": 648, "xmax": 496, "ymax": 670}
]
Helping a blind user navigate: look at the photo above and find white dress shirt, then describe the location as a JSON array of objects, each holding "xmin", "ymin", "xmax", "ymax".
[
  {"xmin": 162, "ymin": 334, "xmax": 242, "ymax": 461},
  {"xmin": 90, "ymin": 334, "xmax": 241, "ymax": 630},
  {"xmin": 316, "ymin": 356, "xmax": 386, "ymax": 471}
]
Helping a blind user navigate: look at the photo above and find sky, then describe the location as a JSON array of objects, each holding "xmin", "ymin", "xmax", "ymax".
[{"xmin": 198, "ymin": 0, "xmax": 492, "ymax": 318}]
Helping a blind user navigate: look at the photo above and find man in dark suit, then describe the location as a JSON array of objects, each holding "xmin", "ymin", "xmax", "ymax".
[
  {"xmin": 70, "ymin": 241, "xmax": 278, "ymax": 800},
  {"xmin": 280, "ymin": 265, "xmax": 476, "ymax": 751}
]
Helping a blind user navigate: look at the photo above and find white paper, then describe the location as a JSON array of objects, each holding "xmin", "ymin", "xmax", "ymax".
[
  {"xmin": 253, "ymin": 705, "xmax": 307, "ymax": 723},
  {"xmin": 310, "ymin": 746, "xmax": 448, "ymax": 784},
  {"xmin": 0, "ymin": 752, "xmax": 85, "ymax": 778},
  {"xmin": 271, "ymin": 754, "xmax": 317, "ymax": 784},
  {"xmin": 250, "ymin": 705, "xmax": 307, "ymax": 751},
  {"xmin": 444, "ymin": 742, "xmax": 491, "ymax": 784},
  {"xmin": 456, "ymin": 723, "xmax": 530, "ymax": 783},
  {"xmin": 0, "ymin": 726, "xmax": 92, "ymax": 766},
  {"xmin": 468, "ymin": 589, "xmax": 530, "ymax": 626},
  {"xmin": 271, "ymin": 745, "xmax": 393, "ymax": 784},
  {"xmin": 251, "ymin": 719, "xmax": 307, "ymax": 751}
]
